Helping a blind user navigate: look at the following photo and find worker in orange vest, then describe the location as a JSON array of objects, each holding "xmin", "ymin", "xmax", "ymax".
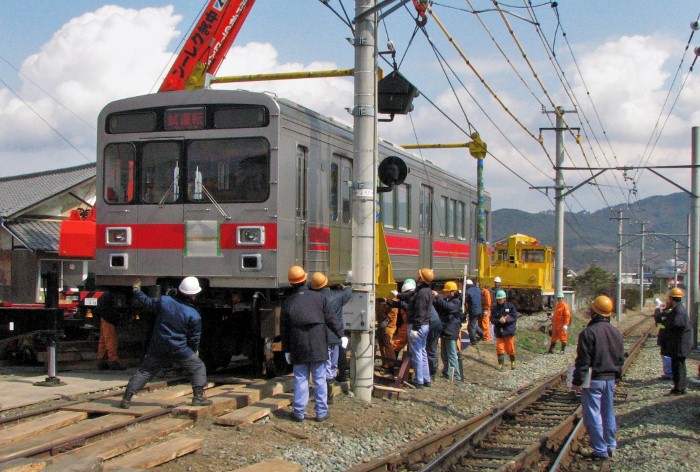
[{"xmin": 548, "ymin": 292, "xmax": 571, "ymax": 354}]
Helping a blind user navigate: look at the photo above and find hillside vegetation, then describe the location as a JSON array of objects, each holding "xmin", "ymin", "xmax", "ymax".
[{"xmin": 491, "ymin": 192, "xmax": 690, "ymax": 272}]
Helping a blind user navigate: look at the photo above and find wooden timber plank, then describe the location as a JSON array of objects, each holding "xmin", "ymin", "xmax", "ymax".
[
  {"xmin": 173, "ymin": 392, "xmax": 251, "ymax": 419},
  {"xmin": 0, "ymin": 414, "xmax": 134, "ymax": 463},
  {"xmin": 243, "ymin": 380, "xmax": 285, "ymax": 399},
  {"xmin": 215, "ymin": 406, "xmax": 271, "ymax": 426},
  {"xmin": 61, "ymin": 398, "xmax": 166, "ymax": 416},
  {"xmin": 102, "ymin": 436, "xmax": 203, "ymax": 470},
  {"xmin": 229, "ymin": 388, "xmax": 261, "ymax": 404},
  {"xmin": 234, "ymin": 458, "xmax": 302, "ymax": 471},
  {"xmin": 0, "ymin": 411, "xmax": 87, "ymax": 447},
  {"xmin": 256, "ymin": 393, "xmax": 293, "ymax": 411},
  {"xmin": 0, "ymin": 457, "xmax": 50, "ymax": 472},
  {"xmin": 49, "ymin": 417, "xmax": 193, "ymax": 463}
]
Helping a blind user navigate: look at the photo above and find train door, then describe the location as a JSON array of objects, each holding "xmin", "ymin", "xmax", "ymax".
[
  {"xmin": 329, "ymin": 155, "xmax": 352, "ymax": 276},
  {"xmin": 419, "ymin": 184, "xmax": 434, "ymax": 269},
  {"xmin": 136, "ymin": 140, "xmax": 184, "ymax": 276},
  {"xmin": 295, "ymin": 146, "xmax": 308, "ymax": 266}
]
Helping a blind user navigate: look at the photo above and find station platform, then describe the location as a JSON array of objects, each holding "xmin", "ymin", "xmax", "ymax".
[{"xmin": 0, "ymin": 366, "xmax": 131, "ymax": 412}]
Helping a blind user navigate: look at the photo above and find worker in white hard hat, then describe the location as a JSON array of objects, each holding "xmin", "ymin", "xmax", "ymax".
[
  {"xmin": 120, "ymin": 277, "xmax": 212, "ymax": 409},
  {"xmin": 547, "ymin": 292, "xmax": 571, "ymax": 354}
]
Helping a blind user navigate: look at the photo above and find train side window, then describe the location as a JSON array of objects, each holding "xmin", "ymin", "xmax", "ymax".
[
  {"xmin": 397, "ymin": 184, "xmax": 410, "ymax": 231},
  {"xmin": 381, "ymin": 189, "xmax": 395, "ymax": 228},
  {"xmin": 447, "ymin": 199, "xmax": 455, "ymax": 238},
  {"xmin": 104, "ymin": 143, "xmax": 135, "ymax": 204},
  {"xmin": 457, "ymin": 201, "xmax": 465, "ymax": 239},
  {"xmin": 330, "ymin": 163, "xmax": 339, "ymax": 222},
  {"xmin": 439, "ymin": 196, "xmax": 448, "ymax": 236},
  {"xmin": 341, "ymin": 163, "xmax": 352, "ymax": 224},
  {"xmin": 296, "ymin": 146, "xmax": 307, "ymax": 219},
  {"xmin": 140, "ymin": 142, "xmax": 181, "ymax": 204},
  {"xmin": 187, "ymin": 138, "xmax": 270, "ymax": 203}
]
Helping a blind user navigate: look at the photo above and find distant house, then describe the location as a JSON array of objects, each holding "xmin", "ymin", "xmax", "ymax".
[{"xmin": 0, "ymin": 164, "xmax": 96, "ymax": 303}]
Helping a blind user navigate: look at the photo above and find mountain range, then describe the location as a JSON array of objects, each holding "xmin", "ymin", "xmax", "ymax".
[{"xmin": 491, "ymin": 192, "xmax": 691, "ymax": 273}]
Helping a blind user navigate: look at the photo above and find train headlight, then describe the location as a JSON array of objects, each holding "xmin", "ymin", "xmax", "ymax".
[
  {"xmin": 106, "ymin": 227, "xmax": 131, "ymax": 246},
  {"xmin": 237, "ymin": 226, "xmax": 265, "ymax": 246}
]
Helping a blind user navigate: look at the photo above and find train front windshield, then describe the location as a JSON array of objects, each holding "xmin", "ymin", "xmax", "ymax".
[{"xmin": 103, "ymin": 138, "xmax": 270, "ymax": 205}]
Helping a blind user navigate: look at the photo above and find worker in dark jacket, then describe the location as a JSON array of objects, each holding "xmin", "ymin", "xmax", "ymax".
[
  {"xmin": 395, "ymin": 268, "xmax": 434, "ymax": 388},
  {"xmin": 119, "ymin": 277, "xmax": 211, "ymax": 409},
  {"xmin": 464, "ymin": 279, "xmax": 484, "ymax": 345},
  {"xmin": 282, "ymin": 266, "xmax": 344, "ymax": 422},
  {"xmin": 491, "ymin": 290, "xmax": 518, "ymax": 370},
  {"xmin": 95, "ymin": 289, "xmax": 125, "ymax": 370},
  {"xmin": 309, "ymin": 271, "xmax": 350, "ymax": 404},
  {"xmin": 657, "ymin": 287, "xmax": 693, "ymax": 395},
  {"xmin": 571, "ymin": 295, "xmax": 624, "ymax": 461},
  {"xmin": 433, "ymin": 281, "xmax": 463, "ymax": 380}
]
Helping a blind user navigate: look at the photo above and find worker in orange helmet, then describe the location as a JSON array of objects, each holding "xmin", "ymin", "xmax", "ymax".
[{"xmin": 548, "ymin": 292, "xmax": 572, "ymax": 354}]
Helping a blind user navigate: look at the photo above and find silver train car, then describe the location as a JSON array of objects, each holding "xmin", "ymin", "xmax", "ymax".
[{"xmin": 94, "ymin": 89, "xmax": 491, "ymax": 373}]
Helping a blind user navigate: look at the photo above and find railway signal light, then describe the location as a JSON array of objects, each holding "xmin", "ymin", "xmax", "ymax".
[
  {"xmin": 378, "ymin": 71, "xmax": 420, "ymax": 116},
  {"xmin": 377, "ymin": 156, "xmax": 408, "ymax": 193}
]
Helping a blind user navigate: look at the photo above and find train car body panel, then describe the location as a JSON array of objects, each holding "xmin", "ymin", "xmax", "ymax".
[{"xmin": 92, "ymin": 89, "xmax": 490, "ymax": 373}]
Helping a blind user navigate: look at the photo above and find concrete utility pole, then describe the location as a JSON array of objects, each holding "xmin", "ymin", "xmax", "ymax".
[
  {"xmin": 639, "ymin": 221, "xmax": 645, "ymax": 311},
  {"xmin": 690, "ymin": 126, "xmax": 699, "ymax": 349},
  {"xmin": 350, "ymin": 0, "xmax": 377, "ymax": 402},
  {"xmin": 540, "ymin": 107, "xmax": 577, "ymax": 295},
  {"xmin": 611, "ymin": 209, "xmax": 628, "ymax": 322}
]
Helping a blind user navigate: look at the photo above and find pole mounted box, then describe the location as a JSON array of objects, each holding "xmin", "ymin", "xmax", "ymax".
[
  {"xmin": 343, "ymin": 291, "xmax": 373, "ymax": 331},
  {"xmin": 378, "ymin": 71, "xmax": 419, "ymax": 115}
]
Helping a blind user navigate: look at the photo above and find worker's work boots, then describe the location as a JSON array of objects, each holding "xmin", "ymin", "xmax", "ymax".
[
  {"xmin": 497, "ymin": 354, "xmax": 505, "ymax": 371},
  {"xmin": 510, "ymin": 355, "xmax": 516, "ymax": 370},
  {"xmin": 547, "ymin": 342, "xmax": 556, "ymax": 354},
  {"xmin": 326, "ymin": 380, "xmax": 335, "ymax": 405},
  {"xmin": 560, "ymin": 343, "xmax": 567, "ymax": 354},
  {"xmin": 191, "ymin": 386, "xmax": 213, "ymax": 406},
  {"xmin": 119, "ymin": 389, "xmax": 136, "ymax": 409}
]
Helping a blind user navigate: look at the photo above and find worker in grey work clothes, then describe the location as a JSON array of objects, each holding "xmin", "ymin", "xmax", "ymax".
[
  {"xmin": 282, "ymin": 266, "xmax": 345, "ymax": 422},
  {"xmin": 120, "ymin": 276, "xmax": 212, "ymax": 409}
]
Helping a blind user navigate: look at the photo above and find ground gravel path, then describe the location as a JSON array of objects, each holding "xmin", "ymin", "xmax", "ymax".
[{"xmin": 153, "ymin": 311, "xmax": 699, "ymax": 471}]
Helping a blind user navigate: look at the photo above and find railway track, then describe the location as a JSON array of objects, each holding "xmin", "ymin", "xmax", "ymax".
[
  {"xmin": 0, "ymin": 374, "xmax": 296, "ymax": 470},
  {"xmin": 346, "ymin": 315, "xmax": 656, "ymax": 472}
]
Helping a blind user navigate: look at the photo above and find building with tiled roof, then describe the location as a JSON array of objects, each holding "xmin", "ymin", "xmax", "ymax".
[{"xmin": 0, "ymin": 164, "xmax": 96, "ymax": 303}]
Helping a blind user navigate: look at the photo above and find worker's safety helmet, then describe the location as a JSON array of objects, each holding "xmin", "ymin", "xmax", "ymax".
[
  {"xmin": 418, "ymin": 268, "xmax": 434, "ymax": 283},
  {"xmin": 401, "ymin": 278, "xmax": 417, "ymax": 292},
  {"xmin": 444, "ymin": 281, "xmax": 458, "ymax": 292},
  {"xmin": 288, "ymin": 265, "xmax": 307, "ymax": 285},
  {"xmin": 494, "ymin": 276, "xmax": 502, "ymax": 283},
  {"xmin": 179, "ymin": 276, "xmax": 202, "ymax": 295},
  {"xmin": 556, "ymin": 292, "xmax": 564, "ymax": 298},
  {"xmin": 669, "ymin": 287, "xmax": 684, "ymax": 299},
  {"xmin": 310, "ymin": 272, "xmax": 328, "ymax": 290},
  {"xmin": 495, "ymin": 290, "xmax": 507, "ymax": 299},
  {"xmin": 591, "ymin": 295, "xmax": 613, "ymax": 317},
  {"xmin": 466, "ymin": 279, "xmax": 474, "ymax": 285}
]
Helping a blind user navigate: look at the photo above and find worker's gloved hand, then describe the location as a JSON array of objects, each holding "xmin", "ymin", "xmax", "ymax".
[
  {"xmin": 391, "ymin": 290, "xmax": 398, "ymax": 297},
  {"xmin": 133, "ymin": 279, "xmax": 142, "ymax": 291},
  {"xmin": 285, "ymin": 352, "xmax": 292, "ymax": 365},
  {"xmin": 345, "ymin": 270, "xmax": 353, "ymax": 285},
  {"xmin": 341, "ymin": 337, "xmax": 349, "ymax": 349},
  {"xmin": 409, "ymin": 330, "xmax": 419, "ymax": 339},
  {"xmin": 379, "ymin": 320, "xmax": 389, "ymax": 330},
  {"xmin": 562, "ymin": 325, "xmax": 568, "ymax": 331}
]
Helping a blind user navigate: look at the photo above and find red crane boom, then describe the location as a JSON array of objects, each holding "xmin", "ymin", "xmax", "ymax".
[{"xmin": 159, "ymin": 0, "xmax": 256, "ymax": 92}]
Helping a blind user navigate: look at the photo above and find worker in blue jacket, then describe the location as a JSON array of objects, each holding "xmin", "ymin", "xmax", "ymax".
[
  {"xmin": 464, "ymin": 279, "xmax": 484, "ymax": 345},
  {"xmin": 120, "ymin": 276, "xmax": 212, "ymax": 409}
]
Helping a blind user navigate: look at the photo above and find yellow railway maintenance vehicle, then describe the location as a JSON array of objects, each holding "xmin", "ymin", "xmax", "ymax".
[{"xmin": 478, "ymin": 234, "xmax": 555, "ymax": 312}]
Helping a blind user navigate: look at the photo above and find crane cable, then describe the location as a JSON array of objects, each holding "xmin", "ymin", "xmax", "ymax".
[{"xmin": 425, "ymin": 5, "xmax": 555, "ymax": 166}]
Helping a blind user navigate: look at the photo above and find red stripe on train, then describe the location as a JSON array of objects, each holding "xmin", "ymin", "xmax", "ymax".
[{"xmin": 434, "ymin": 240, "xmax": 470, "ymax": 258}]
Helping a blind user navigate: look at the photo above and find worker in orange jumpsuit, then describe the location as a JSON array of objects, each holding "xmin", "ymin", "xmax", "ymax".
[
  {"xmin": 548, "ymin": 292, "xmax": 571, "ymax": 354},
  {"xmin": 480, "ymin": 284, "xmax": 492, "ymax": 341},
  {"xmin": 95, "ymin": 290, "xmax": 125, "ymax": 370},
  {"xmin": 376, "ymin": 298, "xmax": 398, "ymax": 370}
]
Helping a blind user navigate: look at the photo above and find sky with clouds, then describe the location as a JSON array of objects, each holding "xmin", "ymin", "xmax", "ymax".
[{"xmin": 1, "ymin": 0, "xmax": 699, "ymax": 217}]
